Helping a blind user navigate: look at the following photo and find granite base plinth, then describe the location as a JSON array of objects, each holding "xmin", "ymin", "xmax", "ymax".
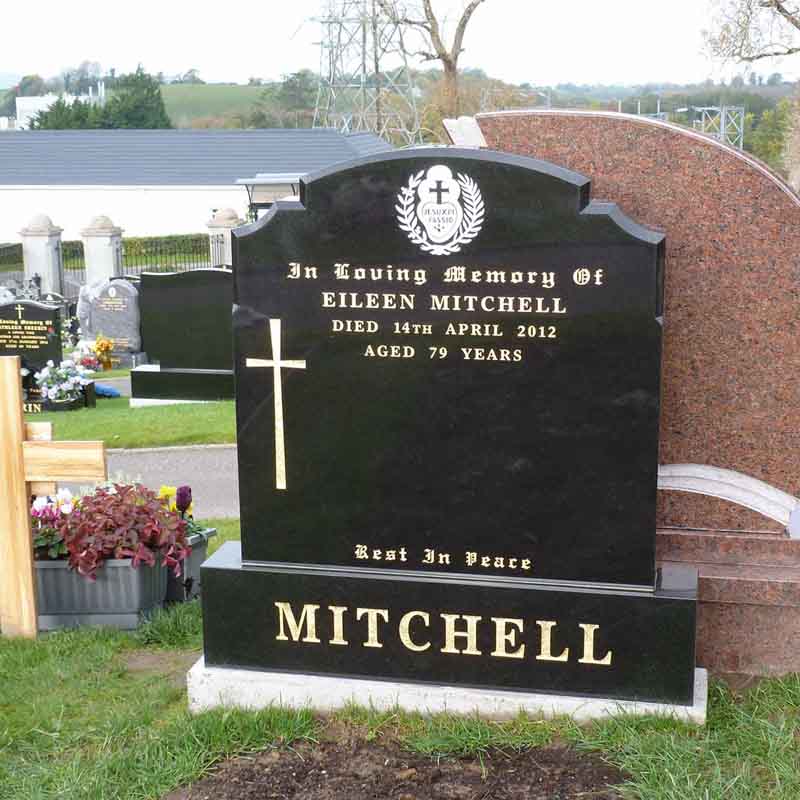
[
  {"xmin": 130, "ymin": 364, "xmax": 234, "ymax": 402},
  {"xmin": 201, "ymin": 543, "xmax": 699, "ymax": 707},
  {"xmin": 658, "ymin": 528, "xmax": 800, "ymax": 676},
  {"xmin": 187, "ymin": 657, "xmax": 708, "ymax": 724}
]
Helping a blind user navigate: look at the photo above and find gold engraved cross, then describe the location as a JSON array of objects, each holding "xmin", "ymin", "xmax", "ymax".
[{"xmin": 246, "ymin": 319, "xmax": 306, "ymax": 491}]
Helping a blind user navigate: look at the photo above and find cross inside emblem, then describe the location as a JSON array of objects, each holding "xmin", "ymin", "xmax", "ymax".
[
  {"xmin": 246, "ymin": 319, "xmax": 307, "ymax": 491},
  {"xmin": 430, "ymin": 180, "xmax": 450, "ymax": 204}
]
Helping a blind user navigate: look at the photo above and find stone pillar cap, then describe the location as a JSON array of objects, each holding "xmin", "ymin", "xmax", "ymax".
[
  {"xmin": 81, "ymin": 214, "xmax": 123, "ymax": 236},
  {"xmin": 207, "ymin": 207, "xmax": 244, "ymax": 228},
  {"xmin": 19, "ymin": 214, "xmax": 63, "ymax": 236}
]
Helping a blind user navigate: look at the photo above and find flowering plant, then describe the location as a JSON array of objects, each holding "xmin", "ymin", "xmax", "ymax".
[
  {"xmin": 93, "ymin": 335, "xmax": 114, "ymax": 370},
  {"xmin": 54, "ymin": 483, "xmax": 191, "ymax": 580},
  {"xmin": 34, "ymin": 359, "xmax": 93, "ymax": 403},
  {"xmin": 31, "ymin": 489, "xmax": 75, "ymax": 559},
  {"xmin": 159, "ymin": 484, "xmax": 204, "ymax": 535}
]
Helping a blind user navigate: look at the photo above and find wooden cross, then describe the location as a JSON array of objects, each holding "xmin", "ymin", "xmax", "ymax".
[
  {"xmin": 0, "ymin": 356, "xmax": 107, "ymax": 638},
  {"xmin": 245, "ymin": 319, "xmax": 306, "ymax": 491}
]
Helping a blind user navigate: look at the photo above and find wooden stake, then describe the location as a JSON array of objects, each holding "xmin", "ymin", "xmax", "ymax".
[
  {"xmin": 0, "ymin": 357, "xmax": 38, "ymax": 638},
  {"xmin": 0, "ymin": 356, "xmax": 107, "ymax": 638}
]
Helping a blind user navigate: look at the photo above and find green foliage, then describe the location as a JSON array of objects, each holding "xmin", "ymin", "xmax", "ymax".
[
  {"xmin": 102, "ymin": 66, "xmax": 171, "ymax": 128},
  {"xmin": 120, "ymin": 232, "xmax": 206, "ymax": 258},
  {"xmin": 749, "ymin": 98, "xmax": 793, "ymax": 171},
  {"xmin": 135, "ymin": 599, "xmax": 204, "ymax": 649},
  {"xmin": 32, "ymin": 67, "xmax": 171, "ymax": 130}
]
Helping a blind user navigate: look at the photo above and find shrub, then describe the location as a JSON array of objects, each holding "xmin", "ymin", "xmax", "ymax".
[{"xmin": 55, "ymin": 483, "xmax": 191, "ymax": 580}]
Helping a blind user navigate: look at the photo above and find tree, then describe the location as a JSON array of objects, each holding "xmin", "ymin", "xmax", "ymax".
[
  {"xmin": 705, "ymin": 1, "xmax": 800, "ymax": 62},
  {"xmin": 100, "ymin": 67, "xmax": 172, "ymax": 128},
  {"xmin": 33, "ymin": 67, "xmax": 171, "ymax": 129},
  {"xmin": 750, "ymin": 97, "xmax": 793, "ymax": 169},
  {"xmin": 767, "ymin": 71, "xmax": 784, "ymax": 83},
  {"xmin": 377, "ymin": 0, "xmax": 488, "ymax": 116},
  {"xmin": 0, "ymin": 74, "xmax": 47, "ymax": 117},
  {"xmin": 178, "ymin": 69, "xmax": 205, "ymax": 85}
]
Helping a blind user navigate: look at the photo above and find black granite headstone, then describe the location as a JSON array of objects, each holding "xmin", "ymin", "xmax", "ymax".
[
  {"xmin": 0, "ymin": 299, "xmax": 62, "ymax": 401},
  {"xmin": 131, "ymin": 269, "xmax": 234, "ymax": 401},
  {"xmin": 201, "ymin": 149, "xmax": 698, "ymax": 705}
]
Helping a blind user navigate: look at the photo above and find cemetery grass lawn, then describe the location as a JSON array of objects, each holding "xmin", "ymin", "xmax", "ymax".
[
  {"xmin": 24, "ymin": 397, "xmax": 236, "ymax": 448},
  {"xmin": 3, "ymin": 521, "xmax": 798, "ymax": 799},
  {"xmin": 94, "ymin": 367, "xmax": 131, "ymax": 379},
  {"xmin": 2, "ymin": 595, "xmax": 799, "ymax": 800}
]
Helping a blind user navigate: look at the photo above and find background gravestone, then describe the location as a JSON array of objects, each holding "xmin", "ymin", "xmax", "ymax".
[
  {"xmin": 197, "ymin": 149, "xmax": 699, "ymax": 710},
  {"xmin": 77, "ymin": 279, "xmax": 141, "ymax": 366},
  {"xmin": 130, "ymin": 269, "xmax": 234, "ymax": 402},
  {"xmin": 0, "ymin": 299, "xmax": 62, "ymax": 399}
]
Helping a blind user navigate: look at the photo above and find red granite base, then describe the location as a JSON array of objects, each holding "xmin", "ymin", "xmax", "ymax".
[{"xmin": 657, "ymin": 528, "xmax": 800, "ymax": 676}]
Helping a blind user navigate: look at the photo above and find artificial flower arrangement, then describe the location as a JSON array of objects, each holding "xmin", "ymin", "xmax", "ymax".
[
  {"xmin": 93, "ymin": 335, "xmax": 114, "ymax": 370},
  {"xmin": 34, "ymin": 359, "xmax": 94, "ymax": 403},
  {"xmin": 71, "ymin": 340, "xmax": 101, "ymax": 371},
  {"xmin": 31, "ymin": 483, "xmax": 191, "ymax": 581}
]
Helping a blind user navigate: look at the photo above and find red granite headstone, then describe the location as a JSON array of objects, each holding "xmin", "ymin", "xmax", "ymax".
[
  {"xmin": 472, "ymin": 111, "xmax": 800, "ymax": 676},
  {"xmin": 475, "ymin": 110, "xmax": 800, "ymax": 533}
]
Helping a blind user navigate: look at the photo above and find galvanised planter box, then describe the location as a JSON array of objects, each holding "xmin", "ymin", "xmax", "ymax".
[
  {"xmin": 35, "ymin": 559, "xmax": 168, "ymax": 631},
  {"xmin": 166, "ymin": 528, "xmax": 217, "ymax": 603}
]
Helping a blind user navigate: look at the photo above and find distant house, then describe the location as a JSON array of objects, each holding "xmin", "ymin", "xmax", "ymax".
[{"xmin": 0, "ymin": 129, "xmax": 393, "ymax": 241}]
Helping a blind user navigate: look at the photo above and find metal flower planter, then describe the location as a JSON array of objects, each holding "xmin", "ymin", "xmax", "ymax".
[{"xmin": 35, "ymin": 558, "xmax": 168, "ymax": 631}]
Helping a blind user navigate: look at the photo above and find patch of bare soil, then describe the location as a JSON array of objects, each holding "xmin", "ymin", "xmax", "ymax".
[
  {"xmin": 123, "ymin": 649, "xmax": 201, "ymax": 689},
  {"xmin": 164, "ymin": 736, "xmax": 628, "ymax": 800}
]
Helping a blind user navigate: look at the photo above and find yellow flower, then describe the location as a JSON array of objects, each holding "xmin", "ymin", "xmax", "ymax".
[{"xmin": 157, "ymin": 484, "xmax": 193, "ymax": 515}]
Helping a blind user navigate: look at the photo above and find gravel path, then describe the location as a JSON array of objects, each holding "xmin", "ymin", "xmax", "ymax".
[{"xmin": 66, "ymin": 444, "xmax": 240, "ymax": 519}]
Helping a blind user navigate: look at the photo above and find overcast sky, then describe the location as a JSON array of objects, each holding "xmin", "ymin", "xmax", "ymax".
[{"xmin": 3, "ymin": 0, "xmax": 798, "ymax": 86}]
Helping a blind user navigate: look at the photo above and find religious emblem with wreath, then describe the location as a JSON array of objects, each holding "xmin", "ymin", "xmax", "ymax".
[{"xmin": 396, "ymin": 165, "xmax": 485, "ymax": 256}]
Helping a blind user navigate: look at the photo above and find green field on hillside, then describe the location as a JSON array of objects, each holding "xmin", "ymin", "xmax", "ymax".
[{"xmin": 162, "ymin": 84, "xmax": 264, "ymax": 127}]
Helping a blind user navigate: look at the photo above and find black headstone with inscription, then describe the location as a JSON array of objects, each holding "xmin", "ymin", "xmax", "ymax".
[
  {"xmin": 130, "ymin": 269, "xmax": 234, "ymax": 401},
  {"xmin": 0, "ymin": 300, "xmax": 62, "ymax": 400},
  {"xmin": 201, "ymin": 149, "xmax": 698, "ymax": 706}
]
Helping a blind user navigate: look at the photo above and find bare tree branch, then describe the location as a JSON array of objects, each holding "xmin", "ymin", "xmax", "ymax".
[
  {"xmin": 452, "ymin": 0, "xmax": 487, "ymax": 59},
  {"xmin": 763, "ymin": 1, "xmax": 800, "ymax": 32},
  {"xmin": 707, "ymin": 0, "xmax": 800, "ymax": 62},
  {"xmin": 377, "ymin": 0, "xmax": 489, "ymax": 116}
]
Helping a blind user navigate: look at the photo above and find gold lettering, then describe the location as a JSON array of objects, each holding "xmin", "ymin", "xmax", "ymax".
[
  {"xmin": 356, "ymin": 608, "xmax": 389, "ymax": 648},
  {"xmin": 441, "ymin": 614, "xmax": 483, "ymax": 655},
  {"xmin": 321, "ymin": 291, "xmax": 336, "ymax": 308},
  {"xmin": 354, "ymin": 544, "xmax": 368, "ymax": 559},
  {"xmin": 578, "ymin": 624, "xmax": 613, "ymax": 666},
  {"xmin": 491, "ymin": 617, "xmax": 525, "ymax": 659},
  {"xmin": 536, "ymin": 620, "xmax": 569, "ymax": 662},
  {"xmin": 329, "ymin": 606, "xmax": 349, "ymax": 646},
  {"xmin": 399, "ymin": 611, "xmax": 431, "ymax": 652},
  {"xmin": 275, "ymin": 602, "xmax": 321, "ymax": 643},
  {"xmin": 542, "ymin": 272, "xmax": 556, "ymax": 289},
  {"xmin": 287, "ymin": 262, "xmax": 301, "ymax": 279}
]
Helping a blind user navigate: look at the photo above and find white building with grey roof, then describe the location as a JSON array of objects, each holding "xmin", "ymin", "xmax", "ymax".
[{"xmin": 0, "ymin": 128, "xmax": 393, "ymax": 242}]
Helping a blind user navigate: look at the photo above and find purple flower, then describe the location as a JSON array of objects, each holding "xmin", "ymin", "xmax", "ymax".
[{"xmin": 175, "ymin": 485, "xmax": 192, "ymax": 515}]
